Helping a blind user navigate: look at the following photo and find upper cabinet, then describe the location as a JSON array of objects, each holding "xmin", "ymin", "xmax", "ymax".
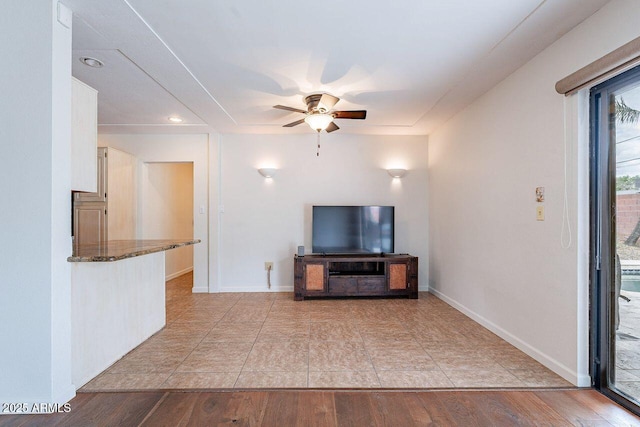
[{"xmin": 71, "ymin": 77, "xmax": 98, "ymax": 192}]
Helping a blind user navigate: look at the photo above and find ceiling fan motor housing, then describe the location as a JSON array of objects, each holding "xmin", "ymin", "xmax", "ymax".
[{"xmin": 304, "ymin": 93, "xmax": 339, "ymax": 114}]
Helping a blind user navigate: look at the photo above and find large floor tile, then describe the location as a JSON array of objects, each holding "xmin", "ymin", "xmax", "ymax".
[
  {"xmin": 256, "ymin": 321, "xmax": 310, "ymax": 341},
  {"xmin": 366, "ymin": 340, "xmax": 438, "ymax": 371},
  {"xmin": 176, "ymin": 341, "xmax": 253, "ymax": 372},
  {"xmin": 235, "ymin": 371, "xmax": 308, "ymax": 388},
  {"xmin": 308, "ymin": 371, "xmax": 380, "ymax": 388},
  {"xmin": 162, "ymin": 372, "xmax": 239, "ymax": 388},
  {"xmin": 202, "ymin": 321, "xmax": 263, "ymax": 342},
  {"xmin": 81, "ymin": 372, "xmax": 171, "ymax": 390},
  {"xmin": 377, "ymin": 370, "xmax": 454, "ymax": 388},
  {"xmin": 309, "ymin": 341, "xmax": 374, "ymax": 371},
  {"xmin": 220, "ymin": 305, "xmax": 271, "ymax": 322},
  {"xmin": 310, "ymin": 322, "xmax": 363, "ymax": 341},
  {"xmin": 243, "ymin": 340, "xmax": 309, "ymax": 371},
  {"xmin": 107, "ymin": 352, "xmax": 187, "ymax": 374},
  {"xmin": 509, "ymin": 368, "xmax": 573, "ymax": 387},
  {"xmin": 444, "ymin": 368, "xmax": 525, "ymax": 388}
]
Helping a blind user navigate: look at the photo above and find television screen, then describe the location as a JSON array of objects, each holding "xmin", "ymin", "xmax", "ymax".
[{"xmin": 312, "ymin": 206, "xmax": 394, "ymax": 254}]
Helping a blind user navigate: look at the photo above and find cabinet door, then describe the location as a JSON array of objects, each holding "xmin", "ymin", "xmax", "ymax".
[
  {"xmin": 305, "ymin": 263, "xmax": 325, "ymax": 291},
  {"xmin": 71, "ymin": 77, "xmax": 98, "ymax": 192},
  {"xmin": 389, "ymin": 263, "xmax": 408, "ymax": 290},
  {"xmin": 74, "ymin": 204, "xmax": 107, "ymax": 247},
  {"xmin": 75, "ymin": 148, "xmax": 107, "ymax": 203}
]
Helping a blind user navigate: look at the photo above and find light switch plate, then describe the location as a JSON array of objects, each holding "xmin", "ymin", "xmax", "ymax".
[{"xmin": 536, "ymin": 205, "xmax": 545, "ymax": 221}]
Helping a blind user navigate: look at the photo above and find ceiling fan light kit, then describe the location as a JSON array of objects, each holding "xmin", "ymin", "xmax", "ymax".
[
  {"xmin": 304, "ymin": 113, "xmax": 333, "ymax": 131},
  {"xmin": 273, "ymin": 93, "xmax": 368, "ymax": 156},
  {"xmin": 274, "ymin": 93, "xmax": 367, "ymax": 133}
]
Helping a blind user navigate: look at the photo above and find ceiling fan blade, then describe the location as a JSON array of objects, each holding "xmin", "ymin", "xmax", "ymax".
[
  {"xmin": 274, "ymin": 105, "xmax": 307, "ymax": 114},
  {"xmin": 318, "ymin": 94, "xmax": 339, "ymax": 112},
  {"xmin": 333, "ymin": 110, "xmax": 367, "ymax": 120},
  {"xmin": 283, "ymin": 118, "xmax": 306, "ymax": 127},
  {"xmin": 326, "ymin": 122, "xmax": 340, "ymax": 133}
]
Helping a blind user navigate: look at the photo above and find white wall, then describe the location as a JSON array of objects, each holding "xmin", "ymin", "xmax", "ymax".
[
  {"xmin": 218, "ymin": 133, "xmax": 429, "ymax": 292},
  {"xmin": 0, "ymin": 0, "xmax": 75, "ymax": 407},
  {"xmin": 99, "ymin": 134, "xmax": 209, "ymax": 292},
  {"xmin": 71, "ymin": 253, "xmax": 165, "ymax": 388},
  {"xmin": 142, "ymin": 162, "xmax": 194, "ymax": 279},
  {"xmin": 428, "ymin": 0, "xmax": 640, "ymax": 386}
]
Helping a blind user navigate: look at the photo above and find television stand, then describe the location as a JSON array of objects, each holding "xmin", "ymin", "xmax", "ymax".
[{"xmin": 293, "ymin": 254, "xmax": 418, "ymax": 300}]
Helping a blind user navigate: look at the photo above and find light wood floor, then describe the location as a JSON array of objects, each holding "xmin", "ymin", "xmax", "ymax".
[
  {"xmin": 2, "ymin": 389, "xmax": 639, "ymax": 426},
  {"xmin": 82, "ymin": 272, "xmax": 571, "ymax": 390}
]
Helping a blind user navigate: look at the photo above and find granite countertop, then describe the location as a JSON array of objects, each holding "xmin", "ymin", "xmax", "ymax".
[{"xmin": 68, "ymin": 239, "xmax": 201, "ymax": 262}]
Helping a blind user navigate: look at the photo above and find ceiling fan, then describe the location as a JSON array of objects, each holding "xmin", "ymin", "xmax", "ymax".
[{"xmin": 274, "ymin": 93, "xmax": 366, "ymax": 133}]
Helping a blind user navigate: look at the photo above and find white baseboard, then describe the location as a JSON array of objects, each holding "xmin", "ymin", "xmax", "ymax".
[
  {"xmin": 165, "ymin": 266, "xmax": 193, "ymax": 281},
  {"xmin": 192, "ymin": 286, "xmax": 209, "ymax": 293},
  {"xmin": 429, "ymin": 287, "xmax": 588, "ymax": 386}
]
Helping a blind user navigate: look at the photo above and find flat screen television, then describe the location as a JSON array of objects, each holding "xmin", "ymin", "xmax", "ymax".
[{"xmin": 312, "ymin": 205, "xmax": 394, "ymax": 254}]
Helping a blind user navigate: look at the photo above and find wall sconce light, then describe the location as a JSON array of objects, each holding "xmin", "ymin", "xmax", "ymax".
[
  {"xmin": 387, "ymin": 168, "xmax": 407, "ymax": 178},
  {"xmin": 258, "ymin": 168, "xmax": 278, "ymax": 178}
]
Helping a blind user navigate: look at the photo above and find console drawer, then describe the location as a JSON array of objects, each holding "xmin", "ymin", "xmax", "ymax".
[
  {"xmin": 328, "ymin": 277, "xmax": 357, "ymax": 294},
  {"xmin": 358, "ymin": 277, "xmax": 386, "ymax": 294},
  {"xmin": 328, "ymin": 276, "xmax": 386, "ymax": 295}
]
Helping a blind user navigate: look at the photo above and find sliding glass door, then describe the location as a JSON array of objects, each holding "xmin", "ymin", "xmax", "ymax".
[{"xmin": 592, "ymin": 65, "xmax": 640, "ymax": 414}]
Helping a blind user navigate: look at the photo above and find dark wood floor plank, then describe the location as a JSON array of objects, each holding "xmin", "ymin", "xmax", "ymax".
[
  {"xmin": 334, "ymin": 392, "xmax": 380, "ymax": 427},
  {"xmin": 369, "ymin": 392, "xmax": 418, "ymax": 426},
  {"xmin": 2, "ymin": 389, "xmax": 640, "ymax": 427},
  {"xmin": 501, "ymin": 391, "xmax": 572, "ymax": 426},
  {"xmin": 411, "ymin": 391, "xmax": 461, "ymax": 425},
  {"xmin": 221, "ymin": 391, "xmax": 268, "ymax": 426},
  {"xmin": 1, "ymin": 392, "xmax": 165, "ymax": 427},
  {"xmin": 464, "ymin": 391, "xmax": 543, "ymax": 427},
  {"xmin": 187, "ymin": 392, "xmax": 241, "ymax": 426},
  {"xmin": 567, "ymin": 389, "xmax": 640, "ymax": 426},
  {"xmin": 261, "ymin": 392, "xmax": 299, "ymax": 426},
  {"xmin": 294, "ymin": 391, "xmax": 337, "ymax": 427},
  {"xmin": 534, "ymin": 389, "xmax": 611, "ymax": 425},
  {"xmin": 0, "ymin": 393, "xmax": 97, "ymax": 427},
  {"xmin": 140, "ymin": 391, "xmax": 200, "ymax": 426},
  {"xmin": 434, "ymin": 391, "xmax": 495, "ymax": 426},
  {"xmin": 59, "ymin": 392, "xmax": 165, "ymax": 427}
]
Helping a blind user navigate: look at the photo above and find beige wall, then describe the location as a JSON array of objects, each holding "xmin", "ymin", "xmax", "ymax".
[{"xmin": 141, "ymin": 162, "xmax": 194, "ymax": 279}]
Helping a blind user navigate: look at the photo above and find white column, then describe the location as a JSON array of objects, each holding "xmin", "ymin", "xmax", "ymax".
[{"xmin": 0, "ymin": 0, "xmax": 75, "ymax": 409}]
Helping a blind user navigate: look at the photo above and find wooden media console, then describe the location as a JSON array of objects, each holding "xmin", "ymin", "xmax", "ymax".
[{"xmin": 293, "ymin": 254, "xmax": 418, "ymax": 300}]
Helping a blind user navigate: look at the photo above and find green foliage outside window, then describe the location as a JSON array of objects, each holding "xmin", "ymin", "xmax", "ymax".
[{"xmin": 617, "ymin": 175, "xmax": 640, "ymax": 191}]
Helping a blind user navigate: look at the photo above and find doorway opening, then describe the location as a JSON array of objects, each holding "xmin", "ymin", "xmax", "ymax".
[{"xmin": 141, "ymin": 162, "xmax": 194, "ymax": 281}]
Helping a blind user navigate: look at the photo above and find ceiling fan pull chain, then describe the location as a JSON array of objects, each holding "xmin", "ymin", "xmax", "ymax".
[{"xmin": 316, "ymin": 130, "xmax": 321, "ymax": 156}]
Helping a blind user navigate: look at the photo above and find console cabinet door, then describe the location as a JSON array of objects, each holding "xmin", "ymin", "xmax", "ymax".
[
  {"xmin": 305, "ymin": 263, "xmax": 326, "ymax": 292},
  {"xmin": 389, "ymin": 262, "xmax": 408, "ymax": 290}
]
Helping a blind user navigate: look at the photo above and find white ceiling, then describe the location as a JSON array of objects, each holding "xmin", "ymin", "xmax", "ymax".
[{"xmin": 61, "ymin": 0, "xmax": 610, "ymax": 136}]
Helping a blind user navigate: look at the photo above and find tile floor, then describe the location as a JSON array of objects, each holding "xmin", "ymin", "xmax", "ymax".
[
  {"xmin": 81, "ymin": 273, "xmax": 572, "ymax": 390},
  {"xmin": 616, "ymin": 289, "xmax": 640, "ymax": 398}
]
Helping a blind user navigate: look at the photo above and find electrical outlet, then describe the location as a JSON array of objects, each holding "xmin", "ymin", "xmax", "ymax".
[{"xmin": 265, "ymin": 262, "xmax": 274, "ymax": 271}]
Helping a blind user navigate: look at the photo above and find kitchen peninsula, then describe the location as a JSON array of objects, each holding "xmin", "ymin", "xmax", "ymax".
[{"xmin": 68, "ymin": 239, "xmax": 200, "ymax": 388}]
